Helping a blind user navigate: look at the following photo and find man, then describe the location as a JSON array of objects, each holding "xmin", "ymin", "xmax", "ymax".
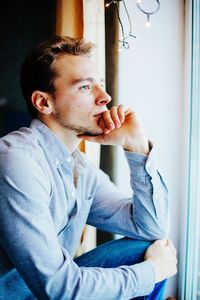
[{"xmin": 0, "ymin": 36, "xmax": 177, "ymax": 299}]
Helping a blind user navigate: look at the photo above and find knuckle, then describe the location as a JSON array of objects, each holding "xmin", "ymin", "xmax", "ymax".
[
  {"xmin": 118, "ymin": 104, "xmax": 124, "ymax": 112},
  {"xmin": 104, "ymin": 115, "xmax": 112, "ymax": 123},
  {"xmin": 102, "ymin": 112, "xmax": 109, "ymax": 120},
  {"xmin": 110, "ymin": 106, "xmax": 117, "ymax": 114}
]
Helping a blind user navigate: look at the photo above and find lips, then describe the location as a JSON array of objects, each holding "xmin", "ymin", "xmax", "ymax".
[
  {"xmin": 93, "ymin": 110, "xmax": 107, "ymax": 117},
  {"xmin": 93, "ymin": 113, "xmax": 102, "ymax": 117}
]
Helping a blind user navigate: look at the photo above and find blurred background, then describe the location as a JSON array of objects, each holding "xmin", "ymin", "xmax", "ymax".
[{"xmin": 1, "ymin": 1, "xmax": 200, "ymax": 299}]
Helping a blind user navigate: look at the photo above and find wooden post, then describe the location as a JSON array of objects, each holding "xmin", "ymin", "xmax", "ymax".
[
  {"xmin": 56, "ymin": 0, "xmax": 85, "ymax": 152},
  {"xmin": 56, "ymin": 0, "xmax": 83, "ymax": 37}
]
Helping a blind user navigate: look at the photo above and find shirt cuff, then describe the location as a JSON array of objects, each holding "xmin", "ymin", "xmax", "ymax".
[
  {"xmin": 129, "ymin": 260, "xmax": 155, "ymax": 297},
  {"xmin": 124, "ymin": 141, "xmax": 168, "ymax": 218},
  {"xmin": 124, "ymin": 141, "xmax": 155, "ymax": 178}
]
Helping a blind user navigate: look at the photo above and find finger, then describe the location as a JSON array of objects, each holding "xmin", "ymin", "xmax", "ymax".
[
  {"xmin": 167, "ymin": 240, "xmax": 177, "ymax": 253},
  {"xmin": 167, "ymin": 239, "xmax": 175, "ymax": 248},
  {"xmin": 102, "ymin": 110, "xmax": 115, "ymax": 130},
  {"xmin": 117, "ymin": 104, "xmax": 125, "ymax": 123},
  {"xmin": 123, "ymin": 106, "xmax": 134, "ymax": 117},
  {"xmin": 171, "ymin": 247, "xmax": 177, "ymax": 255},
  {"xmin": 166, "ymin": 239, "xmax": 173, "ymax": 246},
  {"xmin": 98, "ymin": 116, "xmax": 111, "ymax": 134},
  {"xmin": 154, "ymin": 239, "xmax": 168, "ymax": 247},
  {"xmin": 110, "ymin": 106, "xmax": 121, "ymax": 129}
]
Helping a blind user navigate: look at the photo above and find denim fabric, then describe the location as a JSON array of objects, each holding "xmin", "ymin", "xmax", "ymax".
[
  {"xmin": 75, "ymin": 237, "xmax": 167, "ymax": 300},
  {"xmin": 0, "ymin": 119, "xmax": 169, "ymax": 299}
]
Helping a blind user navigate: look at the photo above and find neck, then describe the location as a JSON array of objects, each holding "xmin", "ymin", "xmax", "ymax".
[{"xmin": 38, "ymin": 116, "xmax": 80, "ymax": 154}]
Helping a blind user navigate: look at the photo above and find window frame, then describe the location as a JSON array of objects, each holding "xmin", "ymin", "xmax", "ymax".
[{"xmin": 179, "ymin": 0, "xmax": 200, "ymax": 298}]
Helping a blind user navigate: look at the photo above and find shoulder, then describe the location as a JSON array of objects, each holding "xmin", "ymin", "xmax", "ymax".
[
  {"xmin": 0, "ymin": 127, "xmax": 38, "ymax": 154},
  {"xmin": 0, "ymin": 127, "xmax": 48, "ymax": 180},
  {"xmin": 0, "ymin": 126, "xmax": 49, "ymax": 167},
  {"xmin": 0, "ymin": 130, "xmax": 52, "ymax": 199}
]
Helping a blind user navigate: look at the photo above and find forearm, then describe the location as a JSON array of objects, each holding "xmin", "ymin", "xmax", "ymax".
[
  {"xmin": 125, "ymin": 145, "xmax": 170, "ymax": 239},
  {"xmin": 44, "ymin": 258, "xmax": 155, "ymax": 300},
  {"xmin": 122, "ymin": 129, "xmax": 150, "ymax": 155}
]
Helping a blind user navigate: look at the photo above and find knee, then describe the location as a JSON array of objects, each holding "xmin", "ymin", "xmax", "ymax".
[
  {"xmin": 116, "ymin": 237, "xmax": 153, "ymax": 265},
  {"xmin": 122, "ymin": 237, "xmax": 152, "ymax": 252}
]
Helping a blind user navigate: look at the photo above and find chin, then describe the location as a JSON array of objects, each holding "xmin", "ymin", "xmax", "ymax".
[
  {"xmin": 81, "ymin": 126, "xmax": 103, "ymax": 136},
  {"xmin": 78, "ymin": 123, "xmax": 103, "ymax": 136}
]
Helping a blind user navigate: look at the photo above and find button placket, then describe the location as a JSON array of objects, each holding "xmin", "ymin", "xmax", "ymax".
[
  {"xmin": 54, "ymin": 159, "xmax": 59, "ymax": 166},
  {"xmin": 66, "ymin": 156, "xmax": 72, "ymax": 163},
  {"xmin": 71, "ymin": 191, "xmax": 76, "ymax": 198}
]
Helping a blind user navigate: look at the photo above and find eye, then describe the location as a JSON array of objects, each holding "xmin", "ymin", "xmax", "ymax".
[
  {"xmin": 100, "ymin": 83, "xmax": 105, "ymax": 90},
  {"xmin": 79, "ymin": 84, "xmax": 91, "ymax": 91},
  {"xmin": 100, "ymin": 80, "xmax": 105, "ymax": 90}
]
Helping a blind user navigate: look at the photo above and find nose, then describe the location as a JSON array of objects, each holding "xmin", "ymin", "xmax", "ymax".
[{"xmin": 95, "ymin": 85, "xmax": 112, "ymax": 106}]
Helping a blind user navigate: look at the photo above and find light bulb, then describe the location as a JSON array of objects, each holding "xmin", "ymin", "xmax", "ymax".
[
  {"xmin": 105, "ymin": 0, "xmax": 115, "ymax": 7},
  {"xmin": 145, "ymin": 20, "xmax": 151, "ymax": 28},
  {"xmin": 145, "ymin": 15, "xmax": 151, "ymax": 28}
]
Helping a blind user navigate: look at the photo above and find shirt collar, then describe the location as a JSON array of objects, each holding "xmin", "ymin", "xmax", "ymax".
[{"xmin": 30, "ymin": 119, "xmax": 86, "ymax": 173}]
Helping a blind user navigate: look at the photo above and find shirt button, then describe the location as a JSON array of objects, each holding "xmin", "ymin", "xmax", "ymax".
[
  {"xmin": 54, "ymin": 159, "xmax": 59, "ymax": 166},
  {"xmin": 71, "ymin": 191, "xmax": 76, "ymax": 197},
  {"xmin": 66, "ymin": 157, "xmax": 72, "ymax": 163}
]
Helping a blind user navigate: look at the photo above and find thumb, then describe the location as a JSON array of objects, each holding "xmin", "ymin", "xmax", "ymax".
[{"xmin": 154, "ymin": 239, "xmax": 168, "ymax": 247}]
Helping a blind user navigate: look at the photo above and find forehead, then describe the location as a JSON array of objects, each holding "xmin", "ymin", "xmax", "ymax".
[{"xmin": 52, "ymin": 54, "xmax": 99, "ymax": 81}]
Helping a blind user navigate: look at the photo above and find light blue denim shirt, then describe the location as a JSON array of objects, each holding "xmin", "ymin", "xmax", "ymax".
[{"xmin": 0, "ymin": 119, "xmax": 169, "ymax": 300}]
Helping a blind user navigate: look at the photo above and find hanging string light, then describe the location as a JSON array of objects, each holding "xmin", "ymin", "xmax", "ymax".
[
  {"xmin": 105, "ymin": 0, "xmax": 160, "ymax": 49},
  {"xmin": 105, "ymin": 0, "xmax": 116, "ymax": 7},
  {"xmin": 136, "ymin": 0, "xmax": 160, "ymax": 28},
  {"xmin": 105, "ymin": 0, "xmax": 137, "ymax": 50}
]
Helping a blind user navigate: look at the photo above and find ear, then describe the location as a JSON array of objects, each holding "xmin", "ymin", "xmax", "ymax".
[{"xmin": 31, "ymin": 91, "xmax": 53, "ymax": 115}]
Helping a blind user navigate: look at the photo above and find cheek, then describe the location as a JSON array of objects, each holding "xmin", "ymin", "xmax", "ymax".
[
  {"xmin": 55, "ymin": 93, "xmax": 94, "ymax": 118},
  {"xmin": 75, "ymin": 102, "xmax": 93, "ymax": 114}
]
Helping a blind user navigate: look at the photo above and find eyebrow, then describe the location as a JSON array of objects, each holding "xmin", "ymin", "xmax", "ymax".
[{"xmin": 72, "ymin": 77, "xmax": 105, "ymax": 85}]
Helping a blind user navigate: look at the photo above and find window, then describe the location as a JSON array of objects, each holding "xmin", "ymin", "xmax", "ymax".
[{"xmin": 179, "ymin": 0, "xmax": 200, "ymax": 298}]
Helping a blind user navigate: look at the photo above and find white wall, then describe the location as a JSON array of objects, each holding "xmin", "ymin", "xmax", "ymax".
[{"xmin": 116, "ymin": 0, "xmax": 184, "ymax": 297}]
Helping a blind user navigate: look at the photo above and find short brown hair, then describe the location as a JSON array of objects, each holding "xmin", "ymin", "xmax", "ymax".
[{"xmin": 20, "ymin": 36, "xmax": 95, "ymax": 118}]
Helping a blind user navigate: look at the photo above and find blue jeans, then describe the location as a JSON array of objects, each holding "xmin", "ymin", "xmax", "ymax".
[{"xmin": 74, "ymin": 237, "xmax": 167, "ymax": 299}]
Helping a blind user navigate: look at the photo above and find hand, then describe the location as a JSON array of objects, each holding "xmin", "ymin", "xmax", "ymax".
[
  {"xmin": 144, "ymin": 239, "xmax": 177, "ymax": 283},
  {"xmin": 80, "ymin": 105, "xmax": 149, "ymax": 155}
]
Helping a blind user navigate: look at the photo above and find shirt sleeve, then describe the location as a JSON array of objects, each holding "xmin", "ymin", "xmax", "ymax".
[
  {"xmin": 87, "ymin": 145, "xmax": 170, "ymax": 240},
  {"xmin": 0, "ymin": 148, "xmax": 155, "ymax": 299}
]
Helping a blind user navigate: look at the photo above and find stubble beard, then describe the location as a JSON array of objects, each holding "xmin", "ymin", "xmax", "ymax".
[{"xmin": 54, "ymin": 112, "xmax": 103, "ymax": 136}]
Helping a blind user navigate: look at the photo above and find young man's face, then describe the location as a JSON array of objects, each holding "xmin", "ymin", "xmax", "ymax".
[{"xmin": 49, "ymin": 54, "xmax": 111, "ymax": 136}]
